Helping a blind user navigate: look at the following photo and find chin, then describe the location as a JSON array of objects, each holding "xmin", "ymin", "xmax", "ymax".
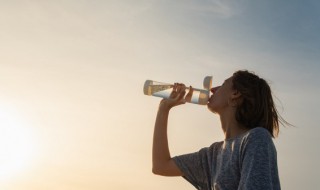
[{"xmin": 207, "ymin": 105, "xmax": 218, "ymax": 114}]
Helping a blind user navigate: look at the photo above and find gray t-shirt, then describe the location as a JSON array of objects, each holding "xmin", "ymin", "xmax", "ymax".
[{"xmin": 173, "ymin": 127, "xmax": 280, "ymax": 190}]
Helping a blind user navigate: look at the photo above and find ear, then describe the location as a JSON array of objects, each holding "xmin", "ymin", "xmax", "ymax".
[
  {"xmin": 231, "ymin": 90, "xmax": 241, "ymax": 99},
  {"xmin": 228, "ymin": 90, "xmax": 243, "ymax": 107}
]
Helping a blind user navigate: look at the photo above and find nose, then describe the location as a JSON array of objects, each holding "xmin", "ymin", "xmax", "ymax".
[{"xmin": 210, "ymin": 86, "xmax": 220, "ymax": 94}]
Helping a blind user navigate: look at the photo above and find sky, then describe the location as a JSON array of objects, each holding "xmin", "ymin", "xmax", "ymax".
[{"xmin": 0, "ymin": 0, "xmax": 319, "ymax": 189}]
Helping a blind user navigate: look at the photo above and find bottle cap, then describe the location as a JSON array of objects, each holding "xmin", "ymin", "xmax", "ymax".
[
  {"xmin": 143, "ymin": 80, "xmax": 153, "ymax": 95},
  {"xmin": 203, "ymin": 76, "xmax": 212, "ymax": 90}
]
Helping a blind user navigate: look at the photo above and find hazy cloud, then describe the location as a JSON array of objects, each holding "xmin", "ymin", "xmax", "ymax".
[{"xmin": 185, "ymin": 0, "xmax": 239, "ymax": 18}]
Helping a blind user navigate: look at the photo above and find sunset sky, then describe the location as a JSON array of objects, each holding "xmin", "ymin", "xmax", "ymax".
[{"xmin": 0, "ymin": 0, "xmax": 319, "ymax": 189}]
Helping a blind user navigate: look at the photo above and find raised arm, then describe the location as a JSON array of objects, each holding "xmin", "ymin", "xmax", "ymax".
[{"xmin": 152, "ymin": 83, "xmax": 193, "ymax": 176}]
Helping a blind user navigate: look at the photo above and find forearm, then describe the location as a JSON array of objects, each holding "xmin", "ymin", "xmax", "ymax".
[
  {"xmin": 151, "ymin": 83, "xmax": 188, "ymax": 176},
  {"xmin": 152, "ymin": 104, "xmax": 171, "ymax": 170}
]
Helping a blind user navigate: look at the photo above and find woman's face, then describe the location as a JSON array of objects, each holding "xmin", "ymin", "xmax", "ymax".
[{"xmin": 207, "ymin": 76, "xmax": 235, "ymax": 114}]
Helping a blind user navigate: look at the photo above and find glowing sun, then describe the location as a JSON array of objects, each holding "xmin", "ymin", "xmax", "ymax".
[{"xmin": 0, "ymin": 105, "xmax": 37, "ymax": 180}]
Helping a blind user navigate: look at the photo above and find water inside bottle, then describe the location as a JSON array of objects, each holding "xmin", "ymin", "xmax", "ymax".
[
  {"xmin": 146, "ymin": 84, "xmax": 208, "ymax": 105},
  {"xmin": 146, "ymin": 84, "xmax": 173, "ymax": 95}
]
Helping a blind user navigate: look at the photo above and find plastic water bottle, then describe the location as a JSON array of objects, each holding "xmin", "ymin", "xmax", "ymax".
[{"xmin": 143, "ymin": 76, "xmax": 212, "ymax": 105}]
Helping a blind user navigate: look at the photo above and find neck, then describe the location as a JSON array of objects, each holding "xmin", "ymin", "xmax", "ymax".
[{"xmin": 219, "ymin": 109, "xmax": 248, "ymax": 140}]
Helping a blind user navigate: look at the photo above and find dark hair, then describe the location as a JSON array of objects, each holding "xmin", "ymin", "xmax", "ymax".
[{"xmin": 232, "ymin": 70, "xmax": 290, "ymax": 138}]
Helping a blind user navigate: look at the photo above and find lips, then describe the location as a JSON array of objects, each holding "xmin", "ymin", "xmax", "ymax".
[{"xmin": 207, "ymin": 95, "xmax": 214, "ymax": 103}]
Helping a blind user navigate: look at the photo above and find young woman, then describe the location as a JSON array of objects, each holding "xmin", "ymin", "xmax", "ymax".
[{"xmin": 152, "ymin": 70, "xmax": 286, "ymax": 190}]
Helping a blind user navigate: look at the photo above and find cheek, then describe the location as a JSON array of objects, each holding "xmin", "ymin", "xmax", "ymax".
[{"xmin": 210, "ymin": 94, "xmax": 228, "ymax": 108}]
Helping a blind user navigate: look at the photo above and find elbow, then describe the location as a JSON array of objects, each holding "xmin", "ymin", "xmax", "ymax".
[
  {"xmin": 152, "ymin": 161, "xmax": 183, "ymax": 177},
  {"xmin": 152, "ymin": 166, "xmax": 162, "ymax": 175},
  {"xmin": 152, "ymin": 167, "xmax": 158, "ymax": 175},
  {"xmin": 152, "ymin": 163, "xmax": 168, "ymax": 176},
  {"xmin": 152, "ymin": 159, "xmax": 163, "ymax": 175},
  {"xmin": 152, "ymin": 159, "xmax": 178, "ymax": 176}
]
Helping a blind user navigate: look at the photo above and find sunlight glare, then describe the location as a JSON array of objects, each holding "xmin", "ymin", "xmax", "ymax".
[{"xmin": 0, "ymin": 104, "xmax": 37, "ymax": 180}]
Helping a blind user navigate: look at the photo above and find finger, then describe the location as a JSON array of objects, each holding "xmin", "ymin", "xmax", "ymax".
[
  {"xmin": 179, "ymin": 83, "xmax": 186, "ymax": 90},
  {"xmin": 175, "ymin": 84, "xmax": 186, "ymax": 102},
  {"xmin": 177, "ymin": 83, "xmax": 182, "ymax": 93},
  {"xmin": 179, "ymin": 84, "xmax": 186, "ymax": 99},
  {"xmin": 185, "ymin": 86, "xmax": 193, "ymax": 102},
  {"xmin": 170, "ymin": 83, "xmax": 178, "ymax": 98},
  {"xmin": 173, "ymin": 83, "xmax": 177, "ymax": 91}
]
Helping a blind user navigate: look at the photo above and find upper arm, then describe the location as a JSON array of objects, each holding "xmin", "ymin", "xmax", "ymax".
[{"xmin": 152, "ymin": 158, "xmax": 184, "ymax": 176}]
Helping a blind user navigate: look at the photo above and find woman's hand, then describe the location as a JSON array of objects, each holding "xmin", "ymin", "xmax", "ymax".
[{"xmin": 159, "ymin": 83, "xmax": 193, "ymax": 110}]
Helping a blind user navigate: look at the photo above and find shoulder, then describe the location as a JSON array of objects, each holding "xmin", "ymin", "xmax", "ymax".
[
  {"xmin": 241, "ymin": 127, "xmax": 275, "ymax": 152},
  {"xmin": 207, "ymin": 141, "xmax": 224, "ymax": 153},
  {"xmin": 209, "ymin": 141, "xmax": 224, "ymax": 149},
  {"xmin": 198, "ymin": 141, "xmax": 223, "ymax": 156},
  {"xmin": 244, "ymin": 127, "xmax": 272, "ymax": 142}
]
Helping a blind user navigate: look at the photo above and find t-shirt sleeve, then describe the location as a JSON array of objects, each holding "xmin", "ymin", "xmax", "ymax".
[
  {"xmin": 173, "ymin": 146, "xmax": 213, "ymax": 189},
  {"xmin": 238, "ymin": 129, "xmax": 281, "ymax": 190}
]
